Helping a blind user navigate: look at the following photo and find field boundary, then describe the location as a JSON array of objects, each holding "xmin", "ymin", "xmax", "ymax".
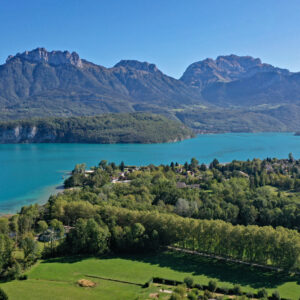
[
  {"xmin": 84, "ymin": 274, "xmax": 144, "ymax": 286},
  {"xmin": 30, "ymin": 278, "xmax": 72, "ymax": 283},
  {"xmin": 167, "ymin": 246, "xmax": 300, "ymax": 275}
]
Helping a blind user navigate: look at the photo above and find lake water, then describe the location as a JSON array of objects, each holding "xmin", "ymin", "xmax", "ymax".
[{"xmin": 1, "ymin": 132, "xmax": 300, "ymax": 213}]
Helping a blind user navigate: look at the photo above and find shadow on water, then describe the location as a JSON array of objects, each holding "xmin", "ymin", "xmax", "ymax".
[{"xmin": 41, "ymin": 251, "xmax": 300, "ymax": 289}]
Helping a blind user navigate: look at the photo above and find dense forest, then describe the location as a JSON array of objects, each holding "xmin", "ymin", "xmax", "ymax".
[
  {"xmin": 0, "ymin": 113, "xmax": 193, "ymax": 144},
  {"xmin": 1, "ymin": 156, "xmax": 300, "ymax": 287}
]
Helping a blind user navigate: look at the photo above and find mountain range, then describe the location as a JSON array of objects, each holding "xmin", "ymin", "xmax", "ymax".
[{"xmin": 1, "ymin": 48, "xmax": 300, "ymax": 132}]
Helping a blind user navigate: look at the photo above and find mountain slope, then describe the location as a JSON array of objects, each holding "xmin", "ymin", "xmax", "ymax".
[
  {"xmin": 0, "ymin": 48, "xmax": 203, "ymax": 120},
  {"xmin": 180, "ymin": 54, "xmax": 290, "ymax": 90},
  {"xmin": 201, "ymin": 71, "xmax": 300, "ymax": 107},
  {"xmin": 112, "ymin": 60, "xmax": 199, "ymax": 107},
  {"xmin": 180, "ymin": 55, "xmax": 300, "ymax": 107},
  {"xmin": 2, "ymin": 49, "xmax": 300, "ymax": 133}
]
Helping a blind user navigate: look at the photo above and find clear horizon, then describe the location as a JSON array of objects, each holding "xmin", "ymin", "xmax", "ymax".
[{"xmin": 1, "ymin": 0, "xmax": 300, "ymax": 78}]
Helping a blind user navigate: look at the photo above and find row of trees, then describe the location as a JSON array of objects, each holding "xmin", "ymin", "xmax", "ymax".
[
  {"xmin": 99, "ymin": 206, "xmax": 300, "ymax": 270},
  {"xmin": 1, "ymin": 195, "xmax": 300, "ymax": 283},
  {"xmin": 40, "ymin": 202, "xmax": 300, "ymax": 270}
]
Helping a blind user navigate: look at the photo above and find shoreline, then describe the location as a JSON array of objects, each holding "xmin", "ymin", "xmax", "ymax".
[
  {"xmin": 0, "ymin": 132, "xmax": 299, "ymax": 214},
  {"xmin": 0, "ymin": 133, "xmax": 194, "ymax": 145},
  {"xmin": 0, "ymin": 183, "xmax": 65, "ymax": 215},
  {"xmin": 0, "ymin": 131, "xmax": 297, "ymax": 144},
  {"xmin": 0, "ymin": 213, "xmax": 15, "ymax": 218}
]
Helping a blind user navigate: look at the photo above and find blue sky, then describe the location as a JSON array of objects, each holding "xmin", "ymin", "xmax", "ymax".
[{"xmin": 1, "ymin": 0, "xmax": 300, "ymax": 78}]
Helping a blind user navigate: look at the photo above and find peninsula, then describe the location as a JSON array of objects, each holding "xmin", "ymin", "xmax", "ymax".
[{"xmin": 0, "ymin": 113, "xmax": 193, "ymax": 144}]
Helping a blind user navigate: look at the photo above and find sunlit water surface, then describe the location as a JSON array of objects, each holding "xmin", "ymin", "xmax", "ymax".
[{"xmin": 1, "ymin": 133, "xmax": 299, "ymax": 213}]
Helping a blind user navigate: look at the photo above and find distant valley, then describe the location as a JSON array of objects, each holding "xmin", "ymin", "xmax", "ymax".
[{"xmin": 1, "ymin": 48, "xmax": 300, "ymax": 133}]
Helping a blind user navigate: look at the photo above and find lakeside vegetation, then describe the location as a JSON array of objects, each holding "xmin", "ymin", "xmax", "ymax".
[
  {"xmin": 0, "ymin": 113, "xmax": 193, "ymax": 144},
  {"xmin": 0, "ymin": 156, "xmax": 300, "ymax": 299},
  {"xmin": 65, "ymin": 156, "xmax": 300, "ymax": 230}
]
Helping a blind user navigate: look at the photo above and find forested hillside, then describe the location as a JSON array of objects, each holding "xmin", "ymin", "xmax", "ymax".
[
  {"xmin": 0, "ymin": 113, "xmax": 193, "ymax": 144},
  {"xmin": 175, "ymin": 104, "xmax": 300, "ymax": 133}
]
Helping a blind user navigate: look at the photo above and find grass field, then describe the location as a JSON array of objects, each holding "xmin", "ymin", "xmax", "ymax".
[{"xmin": 0, "ymin": 251, "xmax": 299, "ymax": 299}]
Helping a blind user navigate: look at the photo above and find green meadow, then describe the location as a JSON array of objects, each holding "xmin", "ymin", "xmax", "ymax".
[{"xmin": 1, "ymin": 251, "xmax": 299, "ymax": 300}]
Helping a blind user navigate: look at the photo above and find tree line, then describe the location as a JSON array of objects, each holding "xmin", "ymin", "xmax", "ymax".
[
  {"xmin": 9, "ymin": 202, "xmax": 298, "ymax": 271},
  {"xmin": 98, "ymin": 206, "xmax": 300, "ymax": 270}
]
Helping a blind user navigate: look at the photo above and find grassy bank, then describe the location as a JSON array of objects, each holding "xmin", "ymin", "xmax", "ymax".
[{"xmin": 1, "ymin": 251, "xmax": 299, "ymax": 299}]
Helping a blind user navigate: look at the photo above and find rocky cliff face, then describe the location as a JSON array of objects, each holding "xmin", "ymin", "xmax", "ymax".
[
  {"xmin": 0, "ymin": 113, "xmax": 194, "ymax": 144},
  {"xmin": 0, "ymin": 125, "xmax": 57, "ymax": 143},
  {"xmin": 0, "ymin": 48, "xmax": 203, "ymax": 120},
  {"xmin": 180, "ymin": 54, "xmax": 290, "ymax": 89},
  {"xmin": 6, "ymin": 48, "xmax": 83, "ymax": 68},
  {"xmin": 0, "ymin": 125, "xmax": 193, "ymax": 144},
  {"xmin": 114, "ymin": 60, "xmax": 159, "ymax": 73}
]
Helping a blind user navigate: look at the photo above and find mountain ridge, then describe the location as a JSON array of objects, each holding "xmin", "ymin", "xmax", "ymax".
[
  {"xmin": 2, "ymin": 48, "xmax": 300, "ymax": 133},
  {"xmin": 6, "ymin": 47, "xmax": 83, "ymax": 67},
  {"xmin": 0, "ymin": 47, "xmax": 204, "ymax": 119},
  {"xmin": 180, "ymin": 54, "xmax": 291, "ymax": 90}
]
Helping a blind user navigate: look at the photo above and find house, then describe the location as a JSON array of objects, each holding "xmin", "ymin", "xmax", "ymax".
[
  {"xmin": 38, "ymin": 229, "xmax": 56, "ymax": 242},
  {"xmin": 38, "ymin": 226, "xmax": 73, "ymax": 242},
  {"xmin": 186, "ymin": 171, "xmax": 195, "ymax": 177},
  {"xmin": 63, "ymin": 225, "xmax": 74, "ymax": 233},
  {"xmin": 111, "ymin": 178, "xmax": 132, "ymax": 184},
  {"xmin": 187, "ymin": 184, "xmax": 200, "ymax": 189},
  {"xmin": 176, "ymin": 182, "xmax": 187, "ymax": 188},
  {"xmin": 238, "ymin": 171, "xmax": 249, "ymax": 178},
  {"xmin": 84, "ymin": 170, "xmax": 94, "ymax": 174}
]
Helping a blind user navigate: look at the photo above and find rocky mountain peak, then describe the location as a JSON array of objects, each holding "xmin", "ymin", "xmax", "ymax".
[
  {"xmin": 216, "ymin": 54, "xmax": 262, "ymax": 66},
  {"xmin": 180, "ymin": 54, "xmax": 289, "ymax": 89},
  {"xmin": 6, "ymin": 47, "xmax": 83, "ymax": 68},
  {"xmin": 114, "ymin": 60, "xmax": 159, "ymax": 73}
]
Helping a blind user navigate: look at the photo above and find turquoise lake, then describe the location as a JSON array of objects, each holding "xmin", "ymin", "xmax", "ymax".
[{"xmin": 1, "ymin": 132, "xmax": 300, "ymax": 213}]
